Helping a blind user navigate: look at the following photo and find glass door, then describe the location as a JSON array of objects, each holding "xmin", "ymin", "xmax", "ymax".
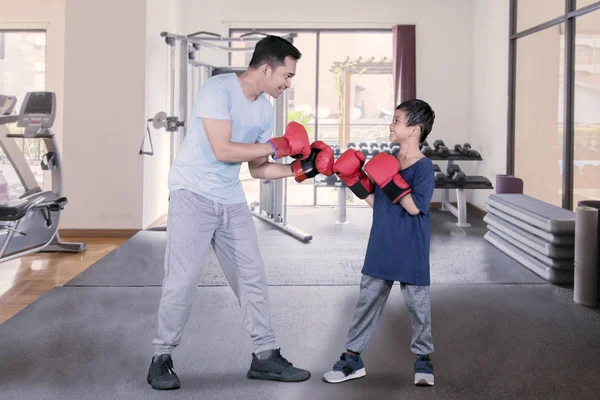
[{"xmin": 317, "ymin": 31, "xmax": 393, "ymax": 206}]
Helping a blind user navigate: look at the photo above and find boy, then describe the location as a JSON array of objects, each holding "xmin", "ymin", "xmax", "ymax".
[{"xmin": 323, "ymin": 99, "xmax": 436, "ymax": 386}]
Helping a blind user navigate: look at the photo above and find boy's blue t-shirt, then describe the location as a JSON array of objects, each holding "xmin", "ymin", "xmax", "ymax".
[{"xmin": 361, "ymin": 157, "xmax": 435, "ymax": 285}]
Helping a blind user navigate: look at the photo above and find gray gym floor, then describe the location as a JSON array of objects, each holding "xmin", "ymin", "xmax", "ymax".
[{"xmin": 1, "ymin": 206, "xmax": 599, "ymax": 400}]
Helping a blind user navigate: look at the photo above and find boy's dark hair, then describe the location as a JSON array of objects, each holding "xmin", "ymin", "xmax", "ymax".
[
  {"xmin": 249, "ymin": 35, "xmax": 302, "ymax": 70},
  {"xmin": 396, "ymin": 99, "xmax": 435, "ymax": 143}
]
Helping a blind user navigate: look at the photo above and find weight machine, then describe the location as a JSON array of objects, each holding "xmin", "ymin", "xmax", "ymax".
[
  {"xmin": 141, "ymin": 30, "xmax": 312, "ymax": 242},
  {"xmin": 0, "ymin": 92, "xmax": 86, "ymax": 263}
]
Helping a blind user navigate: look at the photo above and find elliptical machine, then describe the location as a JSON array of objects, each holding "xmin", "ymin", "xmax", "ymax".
[{"xmin": 0, "ymin": 91, "xmax": 85, "ymax": 263}]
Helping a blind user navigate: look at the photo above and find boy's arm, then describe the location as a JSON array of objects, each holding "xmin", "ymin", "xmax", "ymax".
[
  {"xmin": 364, "ymin": 193, "xmax": 375, "ymax": 208},
  {"xmin": 398, "ymin": 194, "xmax": 421, "ymax": 215},
  {"xmin": 363, "ymin": 152, "xmax": 412, "ymax": 202},
  {"xmin": 400, "ymin": 161, "xmax": 435, "ymax": 216},
  {"xmin": 363, "ymin": 152, "xmax": 432, "ymax": 215}
]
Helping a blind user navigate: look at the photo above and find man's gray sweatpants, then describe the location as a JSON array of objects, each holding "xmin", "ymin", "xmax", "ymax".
[
  {"xmin": 152, "ymin": 189, "xmax": 275, "ymax": 356},
  {"xmin": 345, "ymin": 274, "xmax": 434, "ymax": 356}
]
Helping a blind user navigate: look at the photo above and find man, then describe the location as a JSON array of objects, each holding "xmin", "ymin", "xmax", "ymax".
[{"xmin": 147, "ymin": 35, "xmax": 333, "ymax": 390}]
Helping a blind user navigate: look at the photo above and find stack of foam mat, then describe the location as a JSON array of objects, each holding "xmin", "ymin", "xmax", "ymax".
[{"xmin": 483, "ymin": 194, "xmax": 576, "ymax": 284}]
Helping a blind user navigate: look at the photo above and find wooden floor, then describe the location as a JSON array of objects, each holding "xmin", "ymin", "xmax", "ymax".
[{"xmin": 0, "ymin": 237, "xmax": 127, "ymax": 325}]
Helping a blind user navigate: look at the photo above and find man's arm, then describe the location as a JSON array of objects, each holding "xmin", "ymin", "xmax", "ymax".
[
  {"xmin": 204, "ymin": 118, "xmax": 274, "ymax": 163},
  {"xmin": 248, "ymin": 156, "xmax": 294, "ymax": 180}
]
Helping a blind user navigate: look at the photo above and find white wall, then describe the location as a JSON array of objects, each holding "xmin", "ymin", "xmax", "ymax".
[
  {"xmin": 143, "ymin": 0, "xmax": 185, "ymax": 228},
  {"xmin": 0, "ymin": 0, "xmax": 65, "ymax": 152},
  {"xmin": 469, "ymin": 0, "xmax": 510, "ymax": 210},
  {"xmin": 1, "ymin": 0, "xmax": 185, "ymax": 231},
  {"xmin": 183, "ymin": 0, "xmax": 475, "ymax": 204},
  {"xmin": 184, "ymin": 0, "xmax": 474, "ymax": 146},
  {"xmin": 62, "ymin": 0, "xmax": 147, "ymax": 230},
  {"xmin": 1, "ymin": 0, "xmax": 512, "ymax": 229}
]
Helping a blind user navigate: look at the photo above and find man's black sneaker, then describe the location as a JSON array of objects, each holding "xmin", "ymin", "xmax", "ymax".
[
  {"xmin": 247, "ymin": 348, "xmax": 311, "ymax": 382},
  {"xmin": 147, "ymin": 354, "xmax": 181, "ymax": 390}
]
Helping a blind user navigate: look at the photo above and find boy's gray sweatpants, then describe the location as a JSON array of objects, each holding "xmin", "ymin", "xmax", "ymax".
[
  {"xmin": 152, "ymin": 189, "xmax": 275, "ymax": 356},
  {"xmin": 345, "ymin": 274, "xmax": 434, "ymax": 356}
]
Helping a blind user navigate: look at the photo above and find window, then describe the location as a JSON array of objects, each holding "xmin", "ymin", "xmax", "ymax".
[
  {"xmin": 517, "ymin": 0, "xmax": 564, "ymax": 32},
  {"xmin": 318, "ymin": 32, "xmax": 393, "ymax": 206},
  {"xmin": 231, "ymin": 29, "xmax": 394, "ymax": 208},
  {"xmin": 514, "ymin": 25, "xmax": 565, "ymax": 207},
  {"xmin": 509, "ymin": 1, "xmax": 600, "ymax": 209},
  {"xmin": 573, "ymin": 9, "xmax": 600, "ymax": 206},
  {"xmin": 0, "ymin": 30, "xmax": 47, "ymax": 198}
]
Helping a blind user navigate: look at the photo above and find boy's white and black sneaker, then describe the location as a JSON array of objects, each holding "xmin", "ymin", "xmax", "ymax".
[
  {"xmin": 147, "ymin": 354, "xmax": 181, "ymax": 390},
  {"xmin": 322, "ymin": 352, "xmax": 366, "ymax": 383},
  {"xmin": 414, "ymin": 354, "xmax": 434, "ymax": 386},
  {"xmin": 247, "ymin": 348, "xmax": 311, "ymax": 382}
]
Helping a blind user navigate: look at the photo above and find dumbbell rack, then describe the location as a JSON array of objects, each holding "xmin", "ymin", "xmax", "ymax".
[
  {"xmin": 316, "ymin": 142, "xmax": 399, "ymax": 224},
  {"xmin": 315, "ymin": 145, "xmax": 492, "ymax": 226},
  {"xmin": 432, "ymin": 150, "xmax": 490, "ymax": 227}
]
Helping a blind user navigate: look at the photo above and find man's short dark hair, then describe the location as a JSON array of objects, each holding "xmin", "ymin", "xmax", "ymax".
[
  {"xmin": 248, "ymin": 35, "xmax": 302, "ymax": 70},
  {"xmin": 396, "ymin": 99, "xmax": 435, "ymax": 143}
]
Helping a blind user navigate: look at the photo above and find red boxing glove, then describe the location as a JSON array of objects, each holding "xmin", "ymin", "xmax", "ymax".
[
  {"xmin": 364, "ymin": 152, "xmax": 411, "ymax": 203},
  {"xmin": 291, "ymin": 141, "xmax": 334, "ymax": 183},
  {"xmin": 311, "ymin": 141, "xmax": 334, "ymax": 176},
  {"xmin": 267, "ymin": 121, "xmax": 311, "ymax": 160},
  {"xmin": 332, "ymin": 149, "xmax": 374, "ymax": 199}
]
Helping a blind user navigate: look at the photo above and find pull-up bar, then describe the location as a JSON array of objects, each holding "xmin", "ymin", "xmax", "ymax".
[
  {"xmin": 144, "ymin": 29, "xmax": 309, "ymax": 242},
  {"xmin": 160, "ymin": 31, "xmax": 296, "ymax": 51}
]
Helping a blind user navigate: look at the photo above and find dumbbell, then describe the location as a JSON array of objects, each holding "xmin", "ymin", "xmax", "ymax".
[
  {"xmin": 370, "ymin": 143, "xmax": 379, "ymax": 151},
  {"xmin": 347, "ymin": 141, "xmax": 356, "ymax": 149},
  {"xmin": 433, "ymin": 164, "xmax": 447, "ymax": 186},
  {"xmin": 420, "ymin": 140, "xmax": 434, "ymax": 157},
  {"xmin": 447, "ymin": 164, "xmax": 466, "ymax": 186},
  {"xmin": 455, "ymin": 143, "xmax": 481, "ymax": 158},
  {"xmin": 463, "ymin": 143, "xmax": 481, "ymax": 158},
  {"xmin": 454, "ymin": 143, "xmax": 469, "ymax": 156},
  {"xmin": 433, "ymin": 140, "xmax": 450, "ymax": 158}
]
